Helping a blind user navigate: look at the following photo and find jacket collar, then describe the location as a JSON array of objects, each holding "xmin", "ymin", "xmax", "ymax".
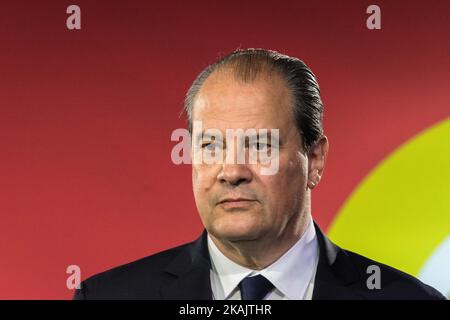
[
  {"xmin": 160, "ymin": 230, "xmax": 212, "ymax": 299},
  {"xmin": 312, "ymin": 222, "xmax": 365, "ymax": 299}
]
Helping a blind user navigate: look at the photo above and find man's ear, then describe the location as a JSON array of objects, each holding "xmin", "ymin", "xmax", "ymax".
[{"xmin": 307, "ymin": 136, "xmax": 329, "ymax": 190}]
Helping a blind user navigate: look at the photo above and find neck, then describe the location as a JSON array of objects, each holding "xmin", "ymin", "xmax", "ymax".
[{"xmin": 210, "ymin": 211, "xmax": 312, "ymax": 270}]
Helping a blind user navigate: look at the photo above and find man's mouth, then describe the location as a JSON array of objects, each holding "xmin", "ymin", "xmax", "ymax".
[{"xmin": 217, "ymin": 198, "xmax": 257, "ymax": 209}]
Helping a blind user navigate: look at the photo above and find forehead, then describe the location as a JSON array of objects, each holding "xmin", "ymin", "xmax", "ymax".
[{"xmin": 192, "ymin": 69, "xmax": 295, "ymax": 131}]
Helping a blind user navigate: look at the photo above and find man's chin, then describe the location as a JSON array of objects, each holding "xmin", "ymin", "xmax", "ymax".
[{"xmin": 208, "ymin": 223, "xmax": 264, "ymax": 243}]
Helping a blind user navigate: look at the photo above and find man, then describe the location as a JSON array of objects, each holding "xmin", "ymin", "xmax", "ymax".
[{"xmin": 74, "ymin": 48, "xmax": 445, "ymax": 300}]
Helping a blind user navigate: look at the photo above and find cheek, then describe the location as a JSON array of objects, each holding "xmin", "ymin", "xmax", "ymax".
[
  {"xmin": 260, "ymin": 153, "xmax": 307, "ymax": 202},
  {"xmin": 193, "ymin": 165, "xmax": 215, "ymax": 185},
  {"xmin": 280, "ymin": 151, "xmax": 308, "ymax": 182},
  {"xmin": 289, "ymin": 150, "xmax": 308, "ymax": 180},
  {"xmin": 192, "ymin": 165, "xmax": 217, "ymax": 203}
]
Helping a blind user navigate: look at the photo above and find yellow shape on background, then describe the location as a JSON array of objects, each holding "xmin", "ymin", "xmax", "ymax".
[{"xmin": 328, "ymin": 118, "xmax": 450, "ymax": 277}]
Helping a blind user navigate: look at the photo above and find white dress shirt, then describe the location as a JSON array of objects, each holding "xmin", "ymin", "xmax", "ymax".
[{"xmin": 207, "ymin": 218, "xmax": 319, "ymax": 300}]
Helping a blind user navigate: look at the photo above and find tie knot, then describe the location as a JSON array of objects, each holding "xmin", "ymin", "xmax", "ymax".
[{"xmin": 238, "ymin": 275, "xmax": 274, "ymax": 300}]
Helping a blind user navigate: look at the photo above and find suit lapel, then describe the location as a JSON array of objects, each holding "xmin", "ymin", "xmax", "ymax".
[
  {"xmin": 160, "ymin": 230, "xmax": 213, "ymax": 299},
  {"xmin": 312, "ymin": 222, "xmax": 365, "ymax": 300}
]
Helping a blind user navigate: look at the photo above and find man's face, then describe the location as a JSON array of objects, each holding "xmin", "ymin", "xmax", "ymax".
[{"xmin": 191, "ymin": 69, "xmax": 310, "ymax": 244}]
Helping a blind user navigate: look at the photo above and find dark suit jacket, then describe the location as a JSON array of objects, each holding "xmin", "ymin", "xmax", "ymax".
[{"xmin": 73, "ymin": 223, "xmax": 445, "ymax": 300}]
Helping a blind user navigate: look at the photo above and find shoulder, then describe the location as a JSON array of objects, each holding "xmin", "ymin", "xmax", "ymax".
[
  {"xmin": 74, "ymin": 241, "xmax": 192, "ymax": 299},
  {"xmin": 342, "ymin": 248, "xmax": 446, "ymax": 300}
]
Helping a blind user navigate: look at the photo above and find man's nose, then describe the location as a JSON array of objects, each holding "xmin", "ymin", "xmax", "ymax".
[{"xmin": 217, "ymin": 163, "xmax": 253, "ymax": 186}]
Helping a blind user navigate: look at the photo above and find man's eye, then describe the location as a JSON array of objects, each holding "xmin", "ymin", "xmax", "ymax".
[
  {"xmin": 201, "ymin": 142, "xmax": 221, "ymax": 151},
  {"xmin": 249, "ymin": 142, "xmax": 271, "ymax": 151}
]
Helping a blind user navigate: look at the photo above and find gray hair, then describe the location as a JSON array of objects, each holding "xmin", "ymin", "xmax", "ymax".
[{"xmin": 183, "ymin": 48, "xmax": 324, "ymax": 152}]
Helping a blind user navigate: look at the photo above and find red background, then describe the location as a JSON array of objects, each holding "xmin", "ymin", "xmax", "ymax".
[{"xmin": 0, "ymin": 0, "xmax": 449, "ymax": 299}]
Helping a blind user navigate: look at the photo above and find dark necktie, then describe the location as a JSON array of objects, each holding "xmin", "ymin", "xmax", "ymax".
[{"xmin": 238, "ymin": 275, "xmax": 274, "ymax": 300}]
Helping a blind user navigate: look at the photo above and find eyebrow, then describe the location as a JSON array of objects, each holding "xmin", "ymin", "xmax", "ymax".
[
  {"xmin": 208, "ymin": 132, "xmax": 221, "ymax": 140},
  {"xmin": 195, "ymin": 131, "xmax": 221, "ymax": 141},
  {"xmin": 194, "ymin": 130, "xmax": 281, "ymax": 144}
]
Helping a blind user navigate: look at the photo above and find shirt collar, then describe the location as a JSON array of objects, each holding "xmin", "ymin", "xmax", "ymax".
[{"xmin": 207, "ymin": 217, "xmax": 318, "ymax": 300}]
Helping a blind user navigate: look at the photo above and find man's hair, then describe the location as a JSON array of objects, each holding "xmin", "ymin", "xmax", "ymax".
[{"xmin": 184, "ymin": 48, "xmax": 324, "ymax": 152}]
